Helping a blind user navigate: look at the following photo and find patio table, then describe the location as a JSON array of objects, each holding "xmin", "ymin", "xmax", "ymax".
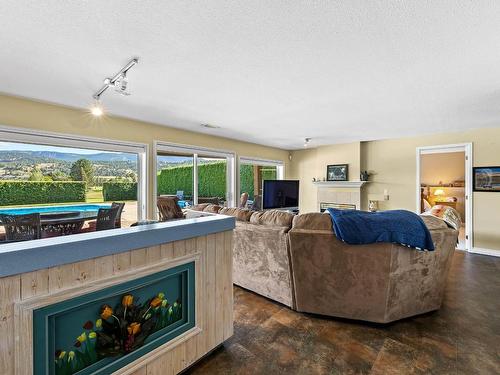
[{"xmin": 40, "ymin": 211, "xmax": 98, "ymax": 236}]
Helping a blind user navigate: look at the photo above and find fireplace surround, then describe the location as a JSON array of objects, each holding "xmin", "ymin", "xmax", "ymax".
[{"xmin": 319, "ymin": 202, "xmax": 356, "ymax": 212}]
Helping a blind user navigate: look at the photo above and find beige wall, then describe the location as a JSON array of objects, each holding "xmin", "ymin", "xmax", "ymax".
[
  {"xmin": 0, "ymin": 94, "xmax": 289, "ymax": 217},
  {"xmin": 1, "ymin": 94, "xmax": 499, "ymax": 251},
  {"xmin": 420, "ymin": 152, "xmax": 465, "ymax": 186},
  {"xmin": 289, "ymin": 142, "xmax": 360, "ymax": 212},
  {"xmin": 289, "ymin": 128, "xmax": 500, "ymax": 251},
  {"xmin": 362, "ymin": 128, "xmax": 500, "ymax": 251}
]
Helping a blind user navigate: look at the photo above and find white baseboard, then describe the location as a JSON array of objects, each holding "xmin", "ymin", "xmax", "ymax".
[{"xmin": 469, "ymin": 247, "xmax": 500, "ymax": 257}]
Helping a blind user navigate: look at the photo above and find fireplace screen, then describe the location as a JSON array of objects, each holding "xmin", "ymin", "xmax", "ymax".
[
  {"xmin": 319, "ymin": 202, "xmax": 356, "ymax": 212},
  {"xmin": 33, "ymin": 262, "xmax": 195, "ymax": 375}
]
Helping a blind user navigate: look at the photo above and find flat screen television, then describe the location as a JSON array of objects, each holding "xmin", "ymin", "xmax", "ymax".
[{"xmin": 262, "ymin": 180, "xmax": 299, "ymax": 210}]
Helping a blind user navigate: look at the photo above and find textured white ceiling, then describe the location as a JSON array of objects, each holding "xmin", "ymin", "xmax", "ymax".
[{"xmin": 1, "ymin": 1, "xmax": 500, "ymax": 149}]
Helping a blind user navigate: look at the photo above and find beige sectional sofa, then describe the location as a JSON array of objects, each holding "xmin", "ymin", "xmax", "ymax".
[{"xmin": 190, "ymin": 204, "xmax": 458, "ymax": 323}]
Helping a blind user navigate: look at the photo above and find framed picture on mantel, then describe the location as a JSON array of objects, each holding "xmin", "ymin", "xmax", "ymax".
[{"xmin": 327, "ymin": 164, "xmax": 348, "ymax": 181}]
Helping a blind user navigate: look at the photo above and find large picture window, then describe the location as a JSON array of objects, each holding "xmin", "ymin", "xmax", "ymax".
[
  {"xmin": 154, "ymin": 142, "xmax": 235, "ymax": 213},
  {"xmin": 0, "ymin": 126, "xmax": 147, "ymax": 243}
]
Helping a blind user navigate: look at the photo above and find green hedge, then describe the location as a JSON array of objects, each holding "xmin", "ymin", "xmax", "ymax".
[
  {"xmin": 102, "ymin": 182, "xmax": 138, "ymax": 201},
  {"xmin": 157, "ymin": 162, "xmax": 277, "ymax": 200},
  {"xmin": 157, "ymin": 162, "xmax": 226, "ymax": 198},
  {"xmin": 0, "ymin": 181, "xmax": 86, "ymax": 206}
]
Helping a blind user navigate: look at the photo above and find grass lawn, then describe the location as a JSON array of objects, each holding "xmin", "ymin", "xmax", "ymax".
[{"xmin": 86, "ymin": 187, "xmax": 104, "ymax": 203}]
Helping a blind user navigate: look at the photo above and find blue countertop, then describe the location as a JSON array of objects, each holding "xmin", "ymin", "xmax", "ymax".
[{"xmin": 0, "ymin": 214, "xmax": 235, "ymax": 278}]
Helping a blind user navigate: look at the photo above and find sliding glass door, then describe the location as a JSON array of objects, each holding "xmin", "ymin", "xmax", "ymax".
[
  {"xmin": 156, "ymin": 152, "xmax": 194, "ymax": 208},
  {"xmin": 238, "ymin": 157, "xmax": 284, "ymax": 209},
  {"xmin": 155, "ymin": 142, "xmax": 235, "ymax": 213},
  {"xmin": 197, "ymin": 155, "xmax": 228, "ymax": 206}
]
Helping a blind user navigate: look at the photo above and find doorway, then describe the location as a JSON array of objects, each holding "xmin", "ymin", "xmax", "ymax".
[{"xmin": 416, "ymin": 143, "xmax": 473, "ymax": 251}]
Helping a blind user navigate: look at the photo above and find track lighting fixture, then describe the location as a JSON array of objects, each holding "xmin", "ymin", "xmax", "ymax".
[{"xmin": 90, "ymin": 57, "xmax": 139, "ymax": 116}]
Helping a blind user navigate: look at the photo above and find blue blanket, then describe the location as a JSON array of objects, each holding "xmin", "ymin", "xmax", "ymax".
[{"xmin": 327, "ymin": 208, "xmax": 434, "ymax": 251}]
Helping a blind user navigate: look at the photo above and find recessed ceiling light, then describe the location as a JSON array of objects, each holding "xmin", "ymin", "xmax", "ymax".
[
  {"xmin": 304, "ymin": 138, "xmax": 312, "ymax": 147},
  {"xmin": 200, "ymin": 124, "xmax": 221, "ymax": 129}
]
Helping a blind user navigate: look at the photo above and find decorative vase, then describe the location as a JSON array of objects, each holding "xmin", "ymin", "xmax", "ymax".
[{"xmin": 368, "ymin": 200, "xmax": 378, "ymax": 212}]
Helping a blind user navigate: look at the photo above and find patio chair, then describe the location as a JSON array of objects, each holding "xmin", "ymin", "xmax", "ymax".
[
  {"xmin": 0, "ymin": 213, "xmax": 42, "ymax": 242},
  {"xmin": 157, "ymin": 196, "xmax": 184, "ymax": 221},
  {"xmin": 240, "ymin": 192, "xmax": 249, "ymax": 208},
  {"xmin": 251, "ymin": 194, "xmax": 262, "ymax": 211},
  {"xmin": 82, "ymin": 202, "xmax": 125, "ymax": 232},
  {"xmin": 95, "ymin": 206, "xmax": 122, "ymax": 231},
  {"xmin": 111, "ymin": 202, "xmax": 125, "ymax": 228}
]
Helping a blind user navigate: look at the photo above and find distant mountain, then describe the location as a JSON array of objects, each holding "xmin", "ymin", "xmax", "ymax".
[{"xmin": 0, "ymin": 150, "xmax": 138, "ymax": 163}]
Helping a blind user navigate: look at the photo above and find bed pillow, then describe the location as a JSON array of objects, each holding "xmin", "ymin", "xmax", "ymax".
[
  {"xmin": 423, "ymin": 198, "xmax": 432, "ymax": 212},
  {"xmin": 422, "ymin": 205, "xmax": 461, "ymax": 230}
]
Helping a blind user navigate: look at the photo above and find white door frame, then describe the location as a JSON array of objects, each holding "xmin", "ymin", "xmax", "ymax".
[{"xmin": 415, "ymin": 143, "xmax": 473, "ymax": 251}]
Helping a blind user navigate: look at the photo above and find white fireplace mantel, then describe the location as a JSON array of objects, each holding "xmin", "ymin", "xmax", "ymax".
[{"xmin": 312, "ymin": 180, "xmax": 368, "ymax": 188}]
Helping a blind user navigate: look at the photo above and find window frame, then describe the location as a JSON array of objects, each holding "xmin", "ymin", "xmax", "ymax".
[
  {"xmin": 237, "ymin": 156, "xmax": 285, "ymax": 202},
  {"xmin": 0, "ymin": 125, "xmax": 149, "ymax": 221},
  {"xmin": 153, "ymin": 141, "xmax": 236, "ymax": 216}
]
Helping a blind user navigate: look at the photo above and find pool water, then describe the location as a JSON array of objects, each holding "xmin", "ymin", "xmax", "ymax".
[{"xmin": 0, "ymin": 204, "xmax": 112, "ymax": 215}]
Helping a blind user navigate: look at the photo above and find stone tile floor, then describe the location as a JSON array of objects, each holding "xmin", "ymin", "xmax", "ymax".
[{"xmin": 185, "ymin": 251, "xmax": 499, "ymax": 374}]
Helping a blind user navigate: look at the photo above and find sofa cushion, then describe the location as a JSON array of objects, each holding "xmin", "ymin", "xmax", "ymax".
[
  {"xmin": 184, "ymin": 209, "xmax": 214, "ymax": 219},
  {"xmin": 422, "ymin": 205, "xmax": 462, "ymax": 230},
  {"xmin": 250, "ymin": 210, "xmax": 294, "ymax": 228},
  {"xmin": 190, "ymin": 203, "xmax": 210, "ymax": 211},
  {"xmin": 420, "ymin": 215, "xmax": 449, "ymax": 230},
  {"xmin": 219, "ymin": 207, "xmax": 254, "ymax": 221},
  {"xmin": 292, "ymin": 212, "xmax": 332, "ymax": 231},
  {"xmin": 203, "ymin": 204, "xmax": 222, "ymax": 213}
]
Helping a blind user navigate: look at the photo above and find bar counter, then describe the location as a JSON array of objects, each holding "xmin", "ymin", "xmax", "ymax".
[{"xmin": 0, "ymin": 214, "xmax": 235, "ymax": 375}]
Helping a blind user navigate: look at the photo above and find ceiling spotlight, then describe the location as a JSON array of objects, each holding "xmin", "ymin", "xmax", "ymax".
[
  {"xmin": 91, "ymin": 57, "xmax": 139, "ymax": 112},
  {"xmin": 304, "ymin": 138, "xmax": 312, "ymax": 147},
  {"xmin": 114, "ymin": 72, "xmax": 130, "ymax": 96},
  {"xmin": 90, "ymin": 100, "xmax": 104, "ymax": 117}
]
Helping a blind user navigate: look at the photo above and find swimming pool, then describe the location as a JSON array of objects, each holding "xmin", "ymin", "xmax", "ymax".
[{"xmin": 0, "ymin": 204, "xmax": 112, "ymax": 215}]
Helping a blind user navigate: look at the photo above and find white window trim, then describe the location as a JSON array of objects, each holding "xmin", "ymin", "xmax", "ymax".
[
  {"xmin": 153, "ymin": 141, "xmax": 236, "ymax": 215},
  {"xmin": 237, "ymin": 156, "xmax": 285, "ymax": 206},
  {"xmin": 0, "ymin": 125, "xmax": 149, "ymax": 221},
  {"xmin": 238, "ymin": 156, "xmax": 284, "ymax": 177}
]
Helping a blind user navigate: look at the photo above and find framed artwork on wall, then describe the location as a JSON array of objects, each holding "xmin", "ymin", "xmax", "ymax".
[
  {"xmin": 473, "ymin": 166, "xmax": 500, "ymax": 192},
  {"xmin": 327, "ymin": 164, "xmax": 348, "ymax": 181}
]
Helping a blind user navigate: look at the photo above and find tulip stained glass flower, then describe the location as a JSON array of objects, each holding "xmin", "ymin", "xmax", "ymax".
[
  {"xmin": 127, "ymin": 322, "xmax": 141, "ymax": 336},
  {"xmin": 100, "ymin": 305, "xmax": 113, "ymax": 320}
]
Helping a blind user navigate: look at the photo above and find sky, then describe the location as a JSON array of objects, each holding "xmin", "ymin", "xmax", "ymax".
[{"xmin": 0, "ymin": 141, "xmax": 114, "ymax": 155}]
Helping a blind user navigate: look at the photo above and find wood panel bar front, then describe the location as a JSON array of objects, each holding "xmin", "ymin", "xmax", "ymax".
[{"xmin": 0, "ymin": 220, "xmax": 234, "ymax": 375}]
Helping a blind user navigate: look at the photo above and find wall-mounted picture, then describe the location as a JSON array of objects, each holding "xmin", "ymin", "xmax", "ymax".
[
  {"xmin": 473, "ymin": 166, "xmax": 500, "ymax": 192},
  {"xmin": 327, "ymin": 164, "xmax": 348, "ymax": 181}
]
